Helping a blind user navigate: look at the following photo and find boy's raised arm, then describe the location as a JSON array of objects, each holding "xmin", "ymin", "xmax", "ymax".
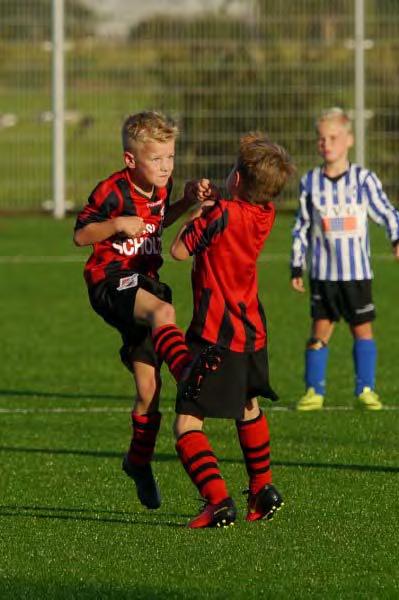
[
  {"xmin": 163, "ymin": 181, "xmax": 200, "ymax": 228},
  {"xmin": 170, "ymin": 206, "xmax": 201, "ymax": 260},
  {"xmin": 74, "ymin": 216, "xmax": 145, "ymax": 246},
  {"xmin": 164, "ymin": 180, "xmax": 221, "ymax": 228},
  {"xmin": 170, "ymin": 197, "xmax": 217, "ymax": 261}
]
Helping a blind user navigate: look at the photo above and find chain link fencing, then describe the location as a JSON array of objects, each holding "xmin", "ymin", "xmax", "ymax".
[{"xmin": 0, "ymin": 0, "xmax": 398, "ymax": 212}]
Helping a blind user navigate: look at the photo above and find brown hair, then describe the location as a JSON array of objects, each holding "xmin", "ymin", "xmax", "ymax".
[
  {"xmin": 236, "ymin": 132, "xmax": 295, "ymax": 203},
  {"xmin": 316, "ymin": 107, "xmax": 352, "ymax": 132},
  {"xmin": 122, "ymin": 111, "xmax": 179, "ymax": 152}
]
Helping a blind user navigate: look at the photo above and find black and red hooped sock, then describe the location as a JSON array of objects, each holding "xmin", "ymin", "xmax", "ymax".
[
  {"xmin": 236, "ymin": 410, "xmax": 272, "ymax": 494},
  {"xmin": 152, "ymin": 324, "xmax": 192, "ymax": 382},
  {"xmin": 176, "ymin": 430, "xmax": 229, "ymax": 505},
  {"xmin": 126, "ymin": 411, "xmax": 161, "ymax": 467}
]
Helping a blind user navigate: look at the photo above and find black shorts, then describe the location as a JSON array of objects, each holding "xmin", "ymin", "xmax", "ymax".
[
  {"xmin": 88, "ymin": 271, "xmax": 172, "ymax": 370},
  {"xmin": 310, "ymin": 279, "xmax": 376, "ymax": 325},
  {"xmin": 175, "ymin": 335, "xmax": 278, "ymax": 420}
]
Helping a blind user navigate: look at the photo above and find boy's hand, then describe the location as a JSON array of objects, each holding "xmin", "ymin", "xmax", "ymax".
[
  {"xmin": 197, "ymin": 178, "xmax": 221, "ymax": 203},
  {"xmin": 183, "ymin": 181, "xmax": 200, "ymax": 205},
  {"xmin": 184, "ymin": 179, "xmax": 221, "ymax": 205},
  {"xmin": 185, "ymin": 200, "xmax": 215, "ymax": 223},
  {"xmin": 114, "ymin": 216, "xmax": 146, "ymax": 238},
  {"xmin": 394, "ymin": 241, "xmax": 399, "ymax": 261},
  {"xmin": 291, "ymin": 277, "xmax": 305, "ymax": 293}
]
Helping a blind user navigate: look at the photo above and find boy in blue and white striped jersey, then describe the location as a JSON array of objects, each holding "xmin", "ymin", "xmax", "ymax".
[{"xmin": 291, "ymin": 107, "xmax": 399, "ymax": 411}]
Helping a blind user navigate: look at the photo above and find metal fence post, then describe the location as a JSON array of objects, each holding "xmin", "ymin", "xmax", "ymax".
[
  {"xmin": 355, "ymin": 0, "xmax": 365, "ymax": 165},
  {"xmin": 52, "ymin": 0, "xmax": 65, "ymax": 219}
]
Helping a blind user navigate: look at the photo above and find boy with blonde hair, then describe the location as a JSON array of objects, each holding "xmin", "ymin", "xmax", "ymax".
[
  {"xmin": 291, "ymin": 107, "xmax": 399, "ymax": 411},
  {"xmin": 74, "ymin": 111, "xmax": 202, "ymax": 510},
  {"xmin": 151, "ymin": 132, "xmax": 295, "ymax": 528}
]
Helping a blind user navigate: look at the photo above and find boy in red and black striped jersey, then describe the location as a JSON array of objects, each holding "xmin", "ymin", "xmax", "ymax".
[
  {"xmin": 153, "ymin": 133, "xmax": 295, "ymax": 527},
  {"xmin": 74, "ymin": 111, "xmax": 201, "ymax": 510}
]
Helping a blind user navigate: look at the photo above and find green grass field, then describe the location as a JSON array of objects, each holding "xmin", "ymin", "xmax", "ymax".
[{"xmin": 0, "ymin": 213, "xmax": 398, "ymax": 599}]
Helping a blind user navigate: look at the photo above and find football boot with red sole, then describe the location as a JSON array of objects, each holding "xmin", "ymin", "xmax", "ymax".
[
  {"xmin": 246, "ymin": 484, "xmax": 284, "ymax": 522},
  {"xmin": 188, "ymin": 497, "xmax": 236, "ymax": 529}
]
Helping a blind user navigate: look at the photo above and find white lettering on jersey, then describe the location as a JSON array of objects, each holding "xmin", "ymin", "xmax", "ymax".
[{"xmin": 112, "ymin": 233, "xmax": 162, "ymax": 257}]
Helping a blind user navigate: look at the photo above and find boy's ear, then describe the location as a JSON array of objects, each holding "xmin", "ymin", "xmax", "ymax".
[
  {"xmin": 234, "ymin": 170, "xmax": 240, "ymax": 186},
  {"xmin": 124, "ymin": 151, "xmax": 136, "ymax": 168},
  {"xmin": 347, "ymin": 132, "xmax": 354, "ymax": 149}
]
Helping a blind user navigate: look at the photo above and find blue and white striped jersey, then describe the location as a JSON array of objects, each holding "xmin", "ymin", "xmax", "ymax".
[{"xmin": 291, "ymin": 164, "xmax": 399, "ymax": 281}]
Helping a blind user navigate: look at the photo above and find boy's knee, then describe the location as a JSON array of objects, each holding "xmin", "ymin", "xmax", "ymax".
[
  {"xmin": 174, "ymin": 414, "xmax": 203, "ymax": 439},
  {"xmin": 153, "ymin": 301, "xmax": 176, "ymax": 328},
  {"xmin": 136, "ymin": 375, "xmax": 161, "ymax": 405},
  {"xmin": 243, "ymin": 397, "xmax": 260, "ymax": 420},
  {"xmin": 351, "ymin": 321, "xmax": 373, "ymax": 340}
]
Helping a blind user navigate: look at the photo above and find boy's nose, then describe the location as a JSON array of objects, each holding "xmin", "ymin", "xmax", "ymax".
[{"xmin": 159, "ymin": 158, "xmax": 168, "ymax": 169}]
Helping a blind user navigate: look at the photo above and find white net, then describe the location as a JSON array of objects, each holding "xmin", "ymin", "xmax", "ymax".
[{"xmin": 0, "ymin": 0, "xmax": 398, "ymax": 211}]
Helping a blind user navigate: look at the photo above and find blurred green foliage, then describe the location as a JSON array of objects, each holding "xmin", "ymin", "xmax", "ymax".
[{"xmin": 0, "ymin": 0, "xmax": 95, "ymax": 41}]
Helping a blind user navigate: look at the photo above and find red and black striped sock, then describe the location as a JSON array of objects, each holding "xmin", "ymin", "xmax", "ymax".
[
  {"xmin": 176, "ymin": 430, "xmax": 229, "ymax": 504},
  {"xmin": 236, "ymin": 410, "xmax": 272, "ymax": 494},
  {"xmin": 126, "ymin": 411, "xmax": 161, "ymax": 467},
  {"xmin": 152, "ymin": 324, "xmax": 192, "ymax": 382}
]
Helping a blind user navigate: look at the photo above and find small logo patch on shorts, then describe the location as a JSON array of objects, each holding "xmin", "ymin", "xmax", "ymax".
[
  {"xmin": 355, "ymin": 303, "xmax": 374, "ymax": 314},
  {"xmin": 117, "ymin": 274, "xmax": 138, "ymax": 291}
]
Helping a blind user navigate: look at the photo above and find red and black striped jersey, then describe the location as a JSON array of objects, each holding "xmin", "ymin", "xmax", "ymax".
[
  {"xmin": 181, "ymin": 197, "xmax": 276, "ymax": 352},
  {"xmin": 75, "ymin": 168, "xmax": 172, "ymax": 287}
]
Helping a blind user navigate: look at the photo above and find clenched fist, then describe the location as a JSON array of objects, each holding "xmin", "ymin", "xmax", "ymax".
[{"xmin": 114, "ymin": 216, "xmax": 146, "ymax": 238}]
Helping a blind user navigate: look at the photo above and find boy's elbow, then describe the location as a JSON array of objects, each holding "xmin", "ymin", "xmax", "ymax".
[
  {"xmin": 170, "ymin": 243, "xmax": 189, "ymax": 261},
  {"xmin": 73, "ymin": 230, "xmax": 85, "ymax": 247},
  {"xmin": 170, "ymin": 248, "xmax": 184, "ymax": 261}
]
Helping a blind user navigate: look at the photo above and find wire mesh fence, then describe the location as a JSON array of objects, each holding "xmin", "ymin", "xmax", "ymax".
[{"xmin": 0, "ymin": 0, "xmax": 398, "ymax": 212}]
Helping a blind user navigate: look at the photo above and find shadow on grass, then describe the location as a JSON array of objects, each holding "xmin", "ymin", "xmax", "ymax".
[
  {"xmin": 0, "ymin": 446, "xmax": 123, "ymax": 459},
  {"xmin": 0, "ymin": 580, "xmax": 189, "ymax": 599},
  {"xmin": 0, "ymin": 446, "xmax": 398, "ymax": 473},
  {"xmin": 0, "ymin": 388, "xmax": 132, "ymax": 401},
  {"xmin": 0, "ymin": 504, "xmax": 187, "ymax": 528}
]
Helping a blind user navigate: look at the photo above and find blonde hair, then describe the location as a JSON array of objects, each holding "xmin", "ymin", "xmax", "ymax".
[
  {"xmin": 316, "ymin": 107, "xmax": 352, "ymax": 132},
  {"xmin": 122, "ymin": 111, "xmax": 179, "ymax": 152},
  {"xmin": 236, "ymin": 132, "xmax": 295, "ymax": 202}
]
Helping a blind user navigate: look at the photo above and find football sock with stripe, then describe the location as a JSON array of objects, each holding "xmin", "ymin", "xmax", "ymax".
[
  {"xmin": 152, "ymin": 324, "xmax": 192, "ymax": 382},
  {"xmin": 176, "ymin": 430, "xmax": 229, "ymax": 504},
  {"xmin": 126, "ymin": 411, "xmax": 161, "ymax": 467},
  {"xmin": 236, "ymin": 411, "xmax": 272, "ymax": 495},
  {"xmin": 305, "ymin": 340, "xmax": 329, "ymax": 395},
  {"xmin": 353, "ymin": 338, "xmax": 377, "ymax": 395}
]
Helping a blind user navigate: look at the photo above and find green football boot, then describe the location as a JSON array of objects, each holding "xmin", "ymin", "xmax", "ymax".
[
  {"xmin": 357, "ymin": 387, "xmax": 382, "ymax": 411},
  {"xmin": 297, "ymin": 387, "xmax": 324, "ymax": 411}
]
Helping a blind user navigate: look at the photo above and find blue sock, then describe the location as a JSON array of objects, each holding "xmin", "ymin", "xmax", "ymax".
[
  {"xmin": 353, "ymin": 338, "xmax": 377, "ymax": 395},
  {"xmin": 305, "ymin": 346, "xmax": 329, "ymax": 395}
]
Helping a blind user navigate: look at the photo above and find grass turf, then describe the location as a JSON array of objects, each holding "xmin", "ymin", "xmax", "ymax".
[{"xmin": 0, "ymin": 213, "xmax": 398, "ymax": 599}]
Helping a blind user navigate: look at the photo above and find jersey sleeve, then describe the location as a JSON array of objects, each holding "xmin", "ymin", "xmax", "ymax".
[
  {"xmin": 181, "ymin": 202, "xmax": 229, "ymax": 255},
  {"xmin": 74, "ymin": 182, "xmax": 121, "ymax": 231},
  {"xmin": 290, "ymin": 175, "xmax": 312, "ymax": 277},
  {"xmin": 364, "ymin": 172, "xmax": 399, "ymax": 243}
]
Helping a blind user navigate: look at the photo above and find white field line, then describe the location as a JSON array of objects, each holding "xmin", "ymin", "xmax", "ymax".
[
  {"xmin": 0, "ymin": 405, "xmax": 398, "ymax": 414},
  {"xmin": 0, "ymin": 253, "xmax": 394, "ymax": 264}
]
